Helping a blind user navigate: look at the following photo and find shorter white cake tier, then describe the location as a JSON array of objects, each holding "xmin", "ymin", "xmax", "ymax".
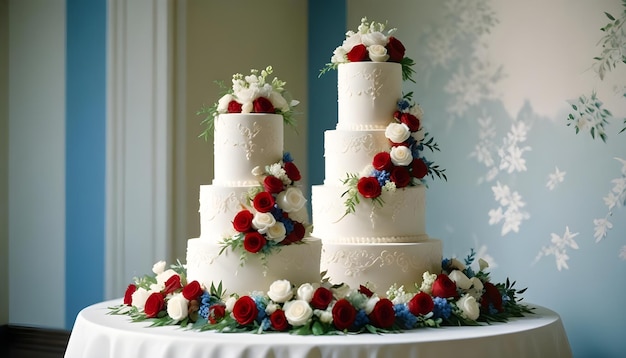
[
  {"xmin": 199, "ymin": 184, "xmax": 310, "ymax": 243},
  {"xmin": 213, "ymin": 113, "xmax": 284, "ymax": 186},
  {"xmin": 320, "ymin": 239, "xmax": 442, "ymax": 295},
  {"xmin": 311, "ymin": 184, "xmax": 427, "ymax": 243},
  {"xmin": 186, "ymin": 237, "xmax": 322, "ymax": 294},
  {"xmin": 322, "ymin": 128, "xmax": 389, "ymax": 184},
  {"xmin": 337, "ymin": 62, "xmax": 402, "ymax": 130}
]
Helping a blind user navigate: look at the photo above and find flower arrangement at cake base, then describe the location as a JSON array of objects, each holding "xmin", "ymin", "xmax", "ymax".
[{"xmin": 109, "ymin": 249, "xmax": 532, "ymax": 335}]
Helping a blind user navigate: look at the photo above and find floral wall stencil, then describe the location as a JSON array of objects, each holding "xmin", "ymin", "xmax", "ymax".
[{"xmin": 342, "ymin": 0, "xmax": 626, "ymax": 355}]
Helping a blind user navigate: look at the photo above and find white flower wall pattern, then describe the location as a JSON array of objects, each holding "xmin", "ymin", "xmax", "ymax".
[
  {"xmin": 533, "ymin": 227, "xmax": 580, "ymax": 271},
  {"xmin": 546, "ymin": 167, "xmax": 566, "ymax": 191},
  {"xmin": 488, "ymin": 182, "xmax": 530, "ymax": 236},
  {"xmin": 594, "ymin": 157, "xmax": 626, "ymax": 249}
]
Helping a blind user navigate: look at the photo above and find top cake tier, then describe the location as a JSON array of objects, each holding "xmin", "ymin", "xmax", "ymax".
[
  {"xmin": 337, "ymin": 62, "xmax": 402, "ymax": 130},
  {"xmin": 213, "ymin": 113, "xmax": 284, "ymax": 186}
]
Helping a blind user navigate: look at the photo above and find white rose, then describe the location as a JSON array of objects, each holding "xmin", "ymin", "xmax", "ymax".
[
  {"xmin": 457, "ymin": 294, "xmax": 480, "ymax": 321},
  {"xmin": 390, "ymin": 146, "xmax": 413, "ymax": 166},
  {"xmin": 266, "ymin": 221, "xmax": 286, "ymax": 242},
  {"xmin": 296, "ymin": 283, "xmax": 317, "ymax": 302},
  {"xmin": 156, "ymin": 269, "xmax": 177, "ymax": 286},
  {"xmin": 251, "ymin": 166, "xmax": 264, "ymax": 177},
  {"xmin": 286, "ymin": 207, "xmax": 308, "ymax": 224},
  {"xmin": 361, "ymin": 31, "xmax": 388, "ymax": 47},
  {"xmin": 331, "ymin": 46, "xmax": 348, "ymax": 64},
  {"xmin": 471, "ymin": 277, "xmax": 484, "ymax": 292},
  {"xmin": 448, "ymin": 270, "xmax": 472, "ymax": 290},
  {"xmin": 131, "ymin": 287, "xmax": 151, "ymax": 310},
  {"xmin": 269, "ymin": 91, "xmax": 289, "ymax": 112},
  {"xmin": 216, "ymin": 94, "xmax": 235, "ymax": 113},
  {"xmin": 225, "ymin": 296, "xmax": 237, "ymax": 312},
  {"xmin": 364, "ymin": 296, "xmax": 380, "ymax": 314},
  {"xmin": 152, "ymin": 261, "xmax": 166, "ymax": 275},
  {"xmin": 166, "ymin": 293, "xmax": 189, "ymax": 322},
  {"xmin": 267, "ymin": 280, "xmax": 294, "ymax": 303},
  {"xmin": 276, "ymin": 187, "xmax": 306, "ymax": 213},
  {"xmin": 284, "ymin": 300, "xmax": 313, "ymax": 326},
  {"xmin": 331, "ymin": 283, "xmax": 351, "ymax": 299},
  {"xmin": 252, "ymin": 212, "xmax": 276, "ymax": 234},
  {"xmin": 150, "ymin": 282, "xmax": 164, "ymax": 293},
  {"xmin": 359, "ymin": 164, "xmax": 375, "ymax": 178},
  {"xmin": 368, "ymin": 44, "xmax": 389, "ymax": 62},
  {"xmin": 341, "ymin": 33, "xmax": 363, "ymax": 52},
  {"xmin": 385, "ymin": 122, "xmax": 410, "ymax": 143},
  {"xmin": 241, "ymin": 101, "xmax": 253, "ymax": 113}
]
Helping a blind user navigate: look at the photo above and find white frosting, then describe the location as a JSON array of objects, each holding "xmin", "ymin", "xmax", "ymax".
[
  {"xmin": 337, "ymin": 62, "xmax": 402, "ymax": 130},
  {"xmin": 320, "ymin": 239, "xmax": 442, "ymax": 295},
  {"xmin": 186, "ymin": 237, "xmax": 322, "ymax": 295},
  {"xmin": 198, "ymin": 184, "xmax": 252, "ymax": 242},
  {"xmin": 213, "ymin": 113, "xmax": 284, "ymax": 185},
  {"xmin": 311, "ymin": 184, "xmax": 427, "ymax": 242},
  {"xmin": 323, "ymin": 129, "xmax": 390, "ymax": 183}
]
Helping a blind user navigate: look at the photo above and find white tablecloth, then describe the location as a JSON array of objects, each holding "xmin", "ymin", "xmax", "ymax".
[{"xmin": 64, "ymin": 299, "xmax": 572, "ymax": 358}]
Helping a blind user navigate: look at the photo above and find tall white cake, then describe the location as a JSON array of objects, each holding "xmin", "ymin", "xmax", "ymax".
[
  {"xmin": 312, "ymin": 18, "xmax": 443, "ymax": 294},
  {"xmin": 186, "ymin": 67, "xmax": 321, "ymax": 295}
]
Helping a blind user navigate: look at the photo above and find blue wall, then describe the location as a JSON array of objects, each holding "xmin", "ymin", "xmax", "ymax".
[{"xmin": 65, "ymin": 0, "xmax": 106, "ymax": 328}]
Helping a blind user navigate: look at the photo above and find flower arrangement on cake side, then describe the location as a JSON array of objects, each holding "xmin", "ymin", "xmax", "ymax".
[
  {"xmin": 341, "ymin": 93, "xmax": 447, "ymax": 216},
  {"xmin": 319, "ymin": 17, "xmax": 416, "ymax": 82},
  {"xmin": 110, "ymin": 249, "xmax": 532, "ymax": 335},
  {"xmin": 219, "ymin": 152, "xmax": 312, "ymax": 266},
  {"xmin": 198, "ymin": 66, "xmax": 300, "ymax": 140}
]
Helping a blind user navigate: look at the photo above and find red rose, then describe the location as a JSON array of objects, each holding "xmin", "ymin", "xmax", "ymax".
[
  {"xmin": 263, "ymin": 176, "xmax": 284, "ymax": 194},
  {"xmin": 283, "ymin": 161, "xmax": 301, "ymax": 182},
  {"xmin": 208, "ymin": 304, "xmax": 226, "ymax": 324},
  {"xmin": 252, "ymin": 191, "xmax": 275, "ymax": 213},
  {"xmin": 372, "ymin": 152, "xmax": 393, "ymax": 172},
  {"xmin": 407, "ymin": 292, "xmax": 434, "ymax": 316},
  {"xmin": 390, "ymin": 166, "xmax": 411, "ymax": 188},
  {"xmin": 269, "ymin": 309, "xmax": 290, "ymax": 331},
  {"xmin": 144, "ymin": 292, "xmax": 165, "ymax": 318},
  {"xmin": 368, "ymin": 298, "xmax": 395, "ymax": 329},
  {"xmin": 432, "ymin": 274, "xmax": 459, "ymax": 299},
  {"xmin": 357, "ymin": 176, "xmax": 382, "ymax": 198},
  {"xmin": 411, "ymin": 158, "xmax": 428, "ymax": 179},
  {"xmin": 182, "ymin": 280, "xmax": 203, "ymax": 301},
  {"xmin": 332, "ymin": 298, "xmax": 357, "ymax": 331},
  {"xmin": 227, "ymin": 100, "xmax": 243, "ymax": 113},
  {"xmin": 283, "ymin": 221, "xmax": 305, "ymax": 244},
  {"xmin": 163, "ymin": 274, "xmax": 182, "ymax": 295},
  {"xmin": 232, "ymin": 296, "xmax": 258, "ymax": 325},
  {"xmin": 310, "ymin": 287, "xmax": 333, "ymax": 310},
  {"xmin": 347, "ymin": 44, "xmax": 369, "ymax": 62},
  {"xmin": 386, "ymin": 36, "xmax": 406, "ymax": 62},
  {"xmin": 233, "ymin": 210, "xmax": 254, "ymax": 232},
  {"xmin": 253, "ymin": 96, "xmax": 275, "ymax": 113},
  {"xmin": 481, "ymin": 282, "xmax": 504, "ymax": 313},
  {"xmin": 243, "ymin": 232, "xmax": 267, "ymax": 253},
  {"xmin": 358, "ymin": 285, "xmax": 374, "ymax": 298},
  {"xmin": 399, "ymin": 112, "xmax": 420, "ymax": 132},
  {"xmin": 123, "ymin": 284, "xmax": 136, "ymax": 306}
]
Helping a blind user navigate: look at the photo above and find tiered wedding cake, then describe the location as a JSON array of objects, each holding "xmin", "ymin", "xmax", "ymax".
[
  {"xmin": 312, "ymin": 18, "xmax": 444, "ymax": 294},
  {"xmin": 186, "ymin": 67, "xmax": 321, "ymax": 295}
]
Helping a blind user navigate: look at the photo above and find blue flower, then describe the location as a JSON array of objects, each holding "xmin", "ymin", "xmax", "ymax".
[
  {"xmin": 260, "ymin": 317, "xmax": 271, "ymax": 331},
  {"xmin": 372, "ymin": 169, "xmax": 390, "ymax": 187},
  {"xmin": 353, "ymin": 309, "xmax": 369, "ymax": 329},
  {"xmin": 464, "ymin": 266, "xmax": 476, "ymax": 278},
  {"xmin": 432, "ymin": 297, "xmax": 452, "ymax": 319},
  {"xmin": 397, "ymin": 98, "xmax": 411, "ymax": 111},
  {"xmin": 283, "ymin": 152, "xmax": 293, "ymax": 163},
  {"xmin": 441, "ymin": 258, "xmax": 451, "ymax": 270},
  {"xmin": 198, "ymin": 292, "xmax": 218, "ymax": 319},
  {"xmin": 394, "ymin": 304, "xmax": 417, "ymax": 329},
  {"xmin": 279, "ymin": 216, "xmax": 294, "ymax": 234}
]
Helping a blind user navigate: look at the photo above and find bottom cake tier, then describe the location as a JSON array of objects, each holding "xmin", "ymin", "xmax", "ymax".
[
  {"xmin": 320, "ymin": 239, "xmax": 442, "ymax": 294},
  {"xmin": 186, "ymin": 237, "xmax": 322, "ymax": 295}
]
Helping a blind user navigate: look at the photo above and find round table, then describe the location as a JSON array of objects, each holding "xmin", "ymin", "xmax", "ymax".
[{"xmin": 64, "ymin": 299, "xmax": 572, "ymax": 358}]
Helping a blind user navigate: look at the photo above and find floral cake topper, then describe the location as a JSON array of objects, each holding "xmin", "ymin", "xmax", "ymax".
[
  {"xmin": 320, "ymin": 17, "xmax": 416, "ymax": 82},
  {"xmin": 199, "ymin": 66, "xmax": 300, "ymax": 140}
]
